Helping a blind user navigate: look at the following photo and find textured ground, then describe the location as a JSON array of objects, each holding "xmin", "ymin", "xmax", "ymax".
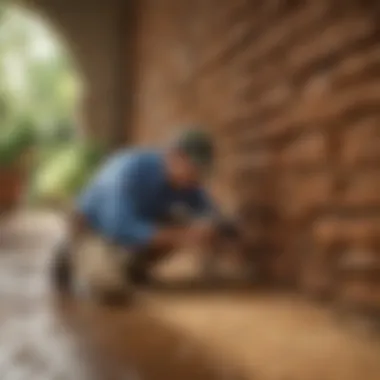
[{"xmin": 0, "ymin": 210, "xmax": 379, "ymax": 380}]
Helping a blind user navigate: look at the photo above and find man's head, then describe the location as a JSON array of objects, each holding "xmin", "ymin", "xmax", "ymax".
[{"xmin": 165, "ymin": 127, "xmax": 214, "ymax": 188}]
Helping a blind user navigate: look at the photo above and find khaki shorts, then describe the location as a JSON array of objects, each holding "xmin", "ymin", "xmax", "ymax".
[
  {"xmin": 66, "ymin": 209, "xmax": 238, "ymax": 300},
  {"xmin": 72, "ymin": 231, "xmax": 132, "ymax": 301}
]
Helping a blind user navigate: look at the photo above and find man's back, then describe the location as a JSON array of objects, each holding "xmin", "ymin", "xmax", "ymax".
[
  {"xmin": 79, "ymin": 149, "xmax": 158, "ymax": 201},
  {"xmin": 77, "ymin": 149, "xmax": 160, "ymax": 224}
]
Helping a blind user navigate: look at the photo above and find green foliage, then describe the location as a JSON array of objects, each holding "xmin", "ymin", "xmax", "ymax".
[
  {"xmin": 0, "ymin": 4, "xmax": 80, "ymax": 157},
  {"xmin": 29, "ymin": 141, "xmax": 105, "ymax": 205},
  {"xmin": 0, "ymin": 4, "xmax": 88, "ymax": 203},
  {"xmin": 0, "ymin": 120, "xmax": 36, "ymax": 166}
]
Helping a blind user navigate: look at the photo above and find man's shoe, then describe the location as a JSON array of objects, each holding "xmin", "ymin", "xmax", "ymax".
[
  {"xmin": 128, "ymin": 267, "xmax": 155, "ymax": 287},
  {"xmin": 96, "ymin": 288, "xmax": 132, "ymax": 307},
  {"xmin": 50, "ymin": 242, "xmax": 72, "ymax": 293}
]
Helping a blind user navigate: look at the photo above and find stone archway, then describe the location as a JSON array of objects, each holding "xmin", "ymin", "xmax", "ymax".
[{"xmin": 19, "ymin": 0, "xmax": 134, "ymax": 148}]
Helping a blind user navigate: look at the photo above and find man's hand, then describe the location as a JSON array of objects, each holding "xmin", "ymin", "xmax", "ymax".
[
  {"xmin": 151, "ymin": 221, "xmax": 215, "ymax": 250},
  {"xmin": 216, "ymin": 219, "xmax": 241, "ymax": 241},
  {"xmin": 185, "ymin": 219, "xmax": 216, "ymax": 245}
]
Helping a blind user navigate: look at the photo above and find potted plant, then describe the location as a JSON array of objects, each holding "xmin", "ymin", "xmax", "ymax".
[
  {"xmin": 29, "ymin": 139, "xmax": 105, "ymax": 211},
  {"xmin": 0, "ymin": 122, "xmax": 35, "ymax": 213}
]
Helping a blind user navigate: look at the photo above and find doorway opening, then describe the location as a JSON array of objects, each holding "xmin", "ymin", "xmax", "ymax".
[{"xmin": 0, "ymin": 3, "xmax": 104, "ymax": 212}]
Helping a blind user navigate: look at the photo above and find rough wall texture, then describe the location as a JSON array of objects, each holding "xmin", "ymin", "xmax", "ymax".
[{"xmin": 131, "ymin": 0, "xmax": 380, "ymax": 311}]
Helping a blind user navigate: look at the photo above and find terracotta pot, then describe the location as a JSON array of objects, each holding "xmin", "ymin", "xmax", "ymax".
[
  {"xmin": 0, "ymin": 149, "xmax": 35, "ymax": 211},
  {"xmin": 0, "ymin": 165, "xmax": 25, "ymax": 212}
]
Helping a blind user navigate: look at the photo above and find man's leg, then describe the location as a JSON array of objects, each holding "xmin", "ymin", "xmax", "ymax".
[
  {"xmin": 197, "ymin": 231, "xmax": 225, "ymax": 281},
  {"xmin": 50, "ymin": 211, "xmax": 87, "ymax": 294},
  {"xmin": 126, "ymin": 212, "xmax": 183, "ymax": 286},
  {"xmin": 198, "ymin": 219, "xmax": 243, "ymax": 280},
  {"xmin": 72, "ymin": 233, "xmax": 132, "ymax": 304},
  {"xmin": 126, "ymin": 246, "xmax": 172, "ymax": 285},
  {"xmin": 124, "ymin": 216, "xmax": 242, "ymax": 285}
]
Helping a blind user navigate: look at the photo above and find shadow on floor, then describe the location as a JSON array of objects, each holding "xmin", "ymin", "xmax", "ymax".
[
  {"xmin": 147, "ymin": 276, "xmax": 261, "ymax": 296},
  {"xmin": 49, "ymin": 294, "xmax": 250, "ymax": 380},
  {"xmin": 0, "ymin": 211, "xmax": 250, "ymax": 380}
]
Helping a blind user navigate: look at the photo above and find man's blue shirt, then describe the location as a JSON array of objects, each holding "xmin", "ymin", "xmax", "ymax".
[{"xmin": 76, "ymin": 149, "xmax": 215, "ymax": 249}]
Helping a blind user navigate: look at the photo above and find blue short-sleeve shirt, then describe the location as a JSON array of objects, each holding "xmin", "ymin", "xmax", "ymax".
[{"xmin": 76, "ymin": 150, "xmax": 216, "ymax": 249}]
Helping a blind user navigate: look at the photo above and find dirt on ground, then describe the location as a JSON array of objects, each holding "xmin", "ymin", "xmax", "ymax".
[{"xmin": 0, "ymin": 210, "xmax": 379, "ymax": 380}]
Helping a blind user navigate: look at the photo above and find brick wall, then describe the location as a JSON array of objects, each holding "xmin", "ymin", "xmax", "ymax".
[{"xmin": 130, "ymin": 0, "xmax": 380, "ymax": 309}]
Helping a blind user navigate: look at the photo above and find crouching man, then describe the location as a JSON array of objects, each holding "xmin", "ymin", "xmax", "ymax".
[{"xmin": 50, "ymin": 128, "xmax": 240, "ymax": 304}]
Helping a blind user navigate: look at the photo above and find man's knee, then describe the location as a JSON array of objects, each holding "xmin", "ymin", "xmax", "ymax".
[{"xmin": 72, "ymin": 234, "xmax": 132, "ymax": 304}]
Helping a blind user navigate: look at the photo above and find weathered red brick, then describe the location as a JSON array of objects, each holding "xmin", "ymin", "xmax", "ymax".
[
  {"xmin": 337, "ymin": 282, "xmax": 380, "ymax": 310},
  {"xmin": 340, "ymin": 118, "xmax": 380, "ymax": 165},
  {"xmin": 313, "ymin": 217, "xmax": 380, "ymax": 251},
  {"xmin": 330, "ymin": 46, "xmax": 380, "ymax": 89},
  {"xmin": 312, "ymin": 217, "xmax": 343, "ymax": 249},
  {"xmin": 288, "ymin": 16, "xmax": 377, "ymax": 75},
  {"xmin": 279, "ymin": 129, "xmax": 328, "ymax": 168},
  {"xmin": 340, "ymin": 218, "xmax": 380, "ymax": 249},
  {"xmin": 277, "ymin": 171, "xmax": 332, "ymax": 220},
  {"xmin": 336, "ymin": 249, "xmax": 380, "ymax": 310},
  {"xmin": 340, "ymin": 170, "xmax": 380, "ymax": 208}
]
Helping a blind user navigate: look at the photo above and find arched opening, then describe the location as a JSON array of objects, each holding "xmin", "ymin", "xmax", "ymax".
[
  {"xmin": 0, "ymin": 3, "xmax": 83, "ymax": 136},
  {"xmin": 0, "ymin": 3, "xmax": 104, "ymax": 210}
]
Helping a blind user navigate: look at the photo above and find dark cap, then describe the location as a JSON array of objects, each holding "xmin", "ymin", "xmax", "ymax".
[{"xmin": 173, "ymin": 127, "xmax": 214, "ymax": 171}]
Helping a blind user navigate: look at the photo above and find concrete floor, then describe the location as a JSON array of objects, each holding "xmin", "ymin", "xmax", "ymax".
[{"xmin": 0, "ymin": 210, "xmax": 380, "ymax": 380}]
